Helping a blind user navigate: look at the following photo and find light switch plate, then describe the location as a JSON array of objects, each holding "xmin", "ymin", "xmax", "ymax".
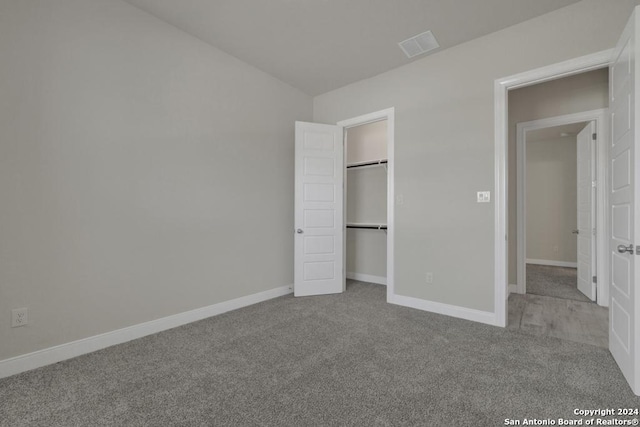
[{"xmin": 477, "ymin": 191, "xmax": 491, "ymax": 203}]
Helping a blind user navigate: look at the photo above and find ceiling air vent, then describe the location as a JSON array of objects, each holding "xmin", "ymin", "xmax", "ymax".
[{"xmin": 398, "ymin": 30, "xmax": 439, "ymax": 58}]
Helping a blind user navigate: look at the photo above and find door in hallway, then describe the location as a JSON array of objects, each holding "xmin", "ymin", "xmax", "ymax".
[{"xmin": 576, "ymin": 121, "xmax": 596, "ymax": 301}]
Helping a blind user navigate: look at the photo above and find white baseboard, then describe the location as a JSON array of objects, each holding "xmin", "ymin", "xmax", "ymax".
[
  {"xmin": 526, "ymin": 258, "xmax": 577, "ymax": 268},
  {"xmin": 388, "ymin": 293, "xmax": 498, "ymax": 327},
  {"xmin": 346, "ymin": 272, "xmax": 386, "ymax": 285},
  {"xmin": 0, "ymin": 284, "xmax": 293, "ymax": 379}
]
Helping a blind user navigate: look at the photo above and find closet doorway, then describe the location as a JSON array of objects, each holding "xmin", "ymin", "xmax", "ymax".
[
  {"xmin": 344, "ymin": 120, "xmax": 388, "ymax": 287},
  {"xmin": 293, "ymin": 108, "xmax": 395, "ymax": 299}
]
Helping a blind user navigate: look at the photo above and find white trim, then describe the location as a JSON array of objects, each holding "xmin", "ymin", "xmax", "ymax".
[
  {"xmin": 526, "ymin": 259, "xmax": 578, "ymax": 268},
  {"xmin": 515, "ymin": 110, "xmax": 608, "ymax": 305},
  {"xmin": 509, "ymin": 284, "xmax": 519, "ymax": 294},
  {"xmin": 497, "ymin": 49, "xmax": 614, "ymax": 90},
  {"xmin": 494, "ymin": 75, "xmax": 509, "ymax": 325},
  {"xmin": 337, "ymin": 109, "xmax": 393, "ymax": 128},
  {"xmin": 346, "ymin": 272, "xmax": 387, "ymax": 285},
  {"xmin": 494, "ymin": 49, "xmax": 614, "ymax": 327},
  {"xmin": 389, "ymin": 294, "xmax": 498, "ymax": 326},
  {"xmin": 338, "ymin": 108, "xmax": 395, "ymax": 302},
  {"xmin": 0, "ymin": 284, "xmax": 293, "ymax": 379}
]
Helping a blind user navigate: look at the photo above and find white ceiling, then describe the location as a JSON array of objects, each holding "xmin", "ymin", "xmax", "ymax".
[
  {"xmin": 124, "ymin": 0, "xmax": 583, "ymax": 96},
  {"xmin": 527, "ymin": 123, "xmax": 589, "ymax": 143}
]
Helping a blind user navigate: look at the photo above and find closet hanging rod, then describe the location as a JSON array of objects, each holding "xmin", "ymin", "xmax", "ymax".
[
  {"xmin": 346, "ymin": 159, "xmax": 388, "ymax": 169},
  {"xmin": 346, "ymin": 224, "xmax": 387, "ymax": 230}
]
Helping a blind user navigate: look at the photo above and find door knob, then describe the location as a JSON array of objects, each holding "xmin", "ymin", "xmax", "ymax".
[
  {"xmin": 572, "ymin": 229, "xmax": 579, "ymax": 234},
  {"xmin": 617, "ymin": 244, "xmax": 634, "ymax": 254},
  {"xmin": 296, "ymin": 229, "xmax": 304, "ymax": 234}
]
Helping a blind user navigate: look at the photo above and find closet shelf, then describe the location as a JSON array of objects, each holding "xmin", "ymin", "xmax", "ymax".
[
  {"xmin": 346, "ymin": 223, "xmax": 387, "ymax": 230},
  {"xmin": 346, "ymin": 159, "xmax": 388, "ymax": 169}
]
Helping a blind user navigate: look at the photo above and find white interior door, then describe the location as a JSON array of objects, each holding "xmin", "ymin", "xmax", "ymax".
[
  {"xmin": 576, "ymin": 122, "xmax": 596, "ymax": 301},
  {"xmin": 294, "ymin": 121, "xmax": 344, "ymax": 297},
  {"xmin": 609, "ymin": 7, "xmax": 640, "ymax": 396}
]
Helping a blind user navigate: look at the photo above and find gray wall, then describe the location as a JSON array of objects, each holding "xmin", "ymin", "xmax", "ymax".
[
  {"xmin": 346, "ymin": 167, "xmax": 387, "ymax": 278},
  {"xmin": 313, "ymin": 0, "xmax": 632, "ymax": 312},
  {"xmin": 346, "ymin": 120, "xmax": 387, "ymax": 164},
  {"xmin": 508, "ymin": 69, "xmax": 608, "ymax": 283},
  {"xmin": 0, "ymin": 0, "xmax": 311, "ymax": 361},
  {"xmin": 526, "ymin": 136, "xmax": 578, "ymax": 264}
]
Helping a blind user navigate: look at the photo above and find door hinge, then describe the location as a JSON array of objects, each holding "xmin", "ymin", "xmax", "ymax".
[
  {"xmin": 592, "ymin": 276, "xmax": 597, "ymax": 283},
  {"xmin": 592, "ymin": 133, "xmax": 597, "ymax": 140}
]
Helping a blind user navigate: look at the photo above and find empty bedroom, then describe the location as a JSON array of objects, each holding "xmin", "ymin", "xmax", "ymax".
[{"xmin": 1, "ymin": 0, "xmax": 639, "ymax": 425}]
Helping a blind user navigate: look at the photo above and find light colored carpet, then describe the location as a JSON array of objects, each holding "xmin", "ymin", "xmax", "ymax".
[
  {"xmin": 508, "ymin": 293, "xmax": 608, "ymax": 348},
  {"xmin": 1, "ymin": 281, "xmax": 638, "ymax": 426},
  {"xmin": 526, "ymin": 264, "xmax": 590, "ymax": 302}
]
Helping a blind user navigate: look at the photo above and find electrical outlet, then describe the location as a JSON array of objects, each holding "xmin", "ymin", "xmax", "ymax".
[
  {"xmin": 553, "ymin": 245, "xmax": 559, "ymax": 253},
  {"xmin": 396, "ymin": 194, "xmax": 404, "ymax": 205},
  {"xmin": 11, "ymin": 308, "xmax": 28, "ymax": 327},
  {"xmin": 425, "ymin": 272, "xmax": 433, "ymax": 284}
]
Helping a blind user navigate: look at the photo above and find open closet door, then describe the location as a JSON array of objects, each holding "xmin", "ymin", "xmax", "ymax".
[
  {"xmin": 294, "ymin": 122, "xmax": 344, "ymax": 297},
  {"xmin": 609, "ymin": 7, "xmax": 640, "ymax": 395},
  {"xmin": 576, "ymin": 122, "xmax": 596, "ymax": 301}
]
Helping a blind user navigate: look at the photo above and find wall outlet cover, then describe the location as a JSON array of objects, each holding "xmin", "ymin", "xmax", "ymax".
[
  {"xmin": 425, "ymin": 272, "xmax": 433, "ymax": 284},
  {"xmin": 11, "ymin": 308, "xmax": 28, "ymax": 327}
]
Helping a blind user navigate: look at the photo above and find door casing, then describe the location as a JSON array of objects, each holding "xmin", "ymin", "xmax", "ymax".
[
  {"xmin": 494, "ymin": 48, "xmax": 614, "ymax": 327},
  {"xmin": 337, "ymin": 108, "xmax": 395, "ymax": 301}
]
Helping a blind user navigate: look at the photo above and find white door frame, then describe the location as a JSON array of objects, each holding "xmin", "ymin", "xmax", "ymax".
[
  {"xmin": 494, "ymin": 49, "xmax": 614, "ymax": 326},
  {"xmin": 337, "ymin": 108, "xmax": 395, "ymax": 300},
  {"xmin": 515, "ymin": 110, "xmax": 608, "ymax": 306}
]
